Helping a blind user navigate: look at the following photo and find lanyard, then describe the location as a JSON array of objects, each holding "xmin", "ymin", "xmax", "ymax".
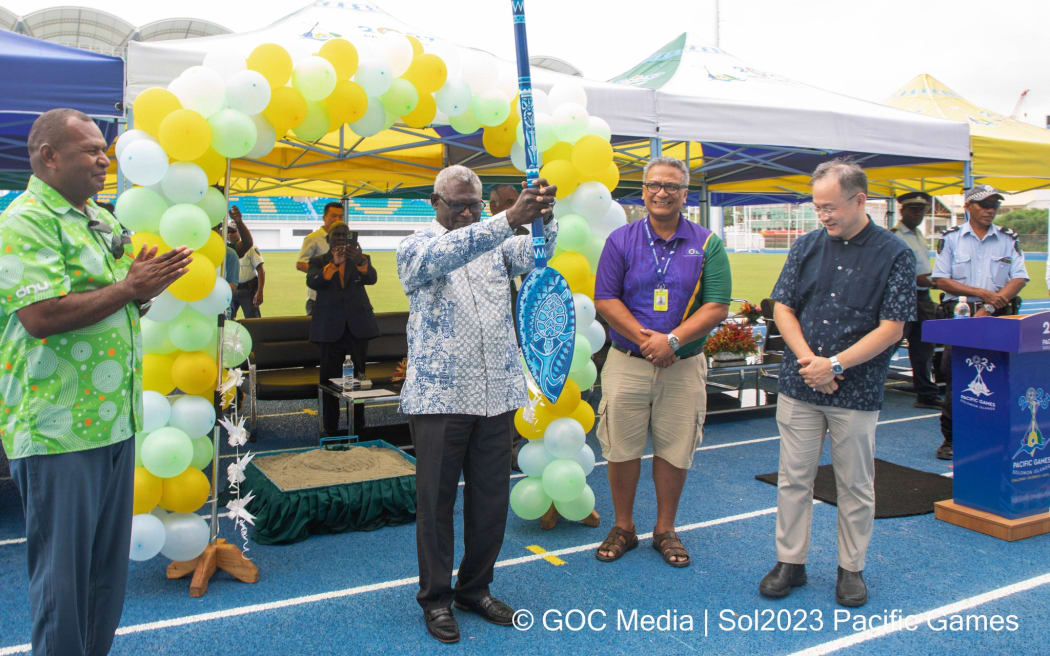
[{"xmin": 643, "ymin": 220, "xmax": 677, "ymax": 287}]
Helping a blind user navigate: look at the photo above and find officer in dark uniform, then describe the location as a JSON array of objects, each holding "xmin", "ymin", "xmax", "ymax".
[
  {"xmin": 890, "ymin": 191, "xmax": 941, "ymax": 408},
  {"xmin": 930, "ymin": 184, "xmax": 1028, "ymax": 460}
]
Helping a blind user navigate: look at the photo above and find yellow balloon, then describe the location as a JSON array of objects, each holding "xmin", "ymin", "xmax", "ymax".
[
  {"xmin": 247, "ymin": 43, "xmax": 293, "ymax": 88},
  {"xmin": 403, "ymin": 53, "xmax": 447, "ymax": 94},
  {"xmin": 323, "ymin": 79, "xmax": 369, "ymax": 125},
  {"xmin": 133, "ymin": 466, "xmax": 163, "ymax": 514},
  {"xmin": 264, "ymin": 86, "xmax": 308, "ymax": 135},
  {"xmin": 402, "ymin": 93, "xmax": 436, "ymax": 128},
  {"xmin": 143, "ymin": 353, "xmax": 176, "ymax": 394},
  {"xmin": 570, "ymin": 398, "xmax": 596, "ymax": 433},
  {"xmin": 513, "ymin": 407, "xmax": 545, "ymax": 440},
  {"xmin": 193, "ymin": 148, "xmax": 227, "ymax": 185},
  {"xmin": 482, "ymin": 126, "xmax": 514, "ymax": 157},
  {"xmin": 167, "ymin": 257, "xmax": 216, "ymax": 302},
  {"xmin": 543, "ymin": 141, "xmax": 573, "ymax": 162},
  {"xmin": 597, "ymin": 160, "xmax": 620, "ymax": 193},
  {"xmin": 133, "ymin": 88, "xmax": 181, "ymax": 137},
  {"xmin": 533, "ymin": 399, "xmax": 559, "ymax": 431},
  {"xmin": 549, "ymin": 252, "xmax": 591, "ymax": 294},
  {"xmin": 539, "ymin": 159, "xmax": 580, "ymax": 198},
  {"xmin": 571, "ymin": 134, "xmax": 614, "ymax": 178},
  {"xmin": 160, "ymin": 467, "xmax": 211, "ymax": 513},
  {"xmin": 550, "ymin": 379, "xmax": 582, "ymax": 416},
  {"xmin": 196, "ymin": 230, "xmax": 225, "ymax": 269},
  {"xmin": 406, "ymin": 34, "xmax": 424, "ymax": 57},
  {"xmin": 317, "ymin": 38, "xmax": 359, "ymax": 80},
  {"xmin": 158, "ymin": 109, "xmax": 212, "ymax": 162},
  {"xmin": 130, "ymin": 231, "xmax": 169, "ymax": 258},
  {"xmin": 172, "ymin": 351, "xmax": 218, "ymax": 396}
]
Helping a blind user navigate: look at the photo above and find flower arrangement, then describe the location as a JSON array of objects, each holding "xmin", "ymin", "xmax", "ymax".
[
  {"xmin": 703, "ymin": 321, "xmax": 759, "ymax": 357},
  {"xmin": 734, "ymin": 300, "xmax": 763, "ymax": 324},
  {"xmin": 391, "ymin": 357, "xmax": 408, "ymax": 382}
]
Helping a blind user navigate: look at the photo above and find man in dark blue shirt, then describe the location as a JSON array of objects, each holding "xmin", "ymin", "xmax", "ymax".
[{"xmin": 759, "ymin": 160, "xmax": 915, "ymax": 608}]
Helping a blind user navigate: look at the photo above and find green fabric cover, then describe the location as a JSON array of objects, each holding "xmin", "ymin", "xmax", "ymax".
[{"xmin": 244, "ymin": 450, "xmax": 416, "ymax": 545}]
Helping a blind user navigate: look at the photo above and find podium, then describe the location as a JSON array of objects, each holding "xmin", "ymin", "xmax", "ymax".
[{"xmin": 923, "ymin": 312, "xmax": 1050, "ymax": 540}]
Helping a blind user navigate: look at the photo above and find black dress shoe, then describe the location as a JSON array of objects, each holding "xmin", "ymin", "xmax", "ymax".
[
  {"xmin": 758, "ymin": 562, "xmax": 807, "ymax": 598},
  {"xmin": 423, "ymin": 607, "xmax": 460, "ymax": 643},
  {"xmin": 453, "ymin": 594, "xmax": 514, "ymax": 626},
  {"xmin": 914, "ymin": 397, "xmax": 943, "ymax": 409},
  {"xmin": 836, "ymin": 567, "xmax": 867, "ymax": 607},
  {"xmin": 936, "ymin": 440, "xmax": 953, "ymax": 460}
]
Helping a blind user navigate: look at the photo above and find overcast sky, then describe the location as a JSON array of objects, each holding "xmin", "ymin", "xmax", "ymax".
[{"xmin": 5, "ymin": 0, "xmax": 1050, "ymax": 126}]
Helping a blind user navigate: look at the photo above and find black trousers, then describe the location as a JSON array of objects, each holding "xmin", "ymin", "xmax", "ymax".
[
  {"xmin": 231, "ymin": 278, "xmax": 261, "ymax": 319},
  {"xmin": 940, "ymin": 345, "xmax": 953, "ymax": 442},
  {"xmin": 902, "ymin": 290, "xmax": 938, "ymax": 400},
  {"xmin": 317, "ymin": 330, "xmax": 368, "ymax": 435},
  {"xmin": 409, "ymin": 411, "xmax": 514, "ymax": 612}
]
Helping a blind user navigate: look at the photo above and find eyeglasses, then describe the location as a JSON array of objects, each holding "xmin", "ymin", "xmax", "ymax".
[
  {"xmin": 975, "ymin": 198, "xmax": 1001, "ymax": 210},
  {"xmin": 436, "ymin": 195, "xmax": 484, "ymax": 215},
  {"xmin": 87, "ymin": 218, "xmax": 130, "ymax": 260},
  {"xmin": 643, "ymin": 182, "xmax": 687, "ymax": 194},
  {"xmin": 811, "ymin": 192, "xmax": 860, "ymax": 217}
]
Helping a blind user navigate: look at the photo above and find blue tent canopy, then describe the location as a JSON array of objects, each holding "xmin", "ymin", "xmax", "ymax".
[{"xmin": 0, "ymin": 30, "xmax": 124, "ymax": 187}]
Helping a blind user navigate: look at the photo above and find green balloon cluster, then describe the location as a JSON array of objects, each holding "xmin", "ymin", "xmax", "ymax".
[
  {"xmin": 542, "ymin": 458, "xmax": 586, "ymax": 502},
  {"xmin": 554, "ymin": 483, "xmax": 595, "ymax": 521},
  {"xmin": 209, "ymin": 109, "xmax": 257, "ymax": 158},
  {"xmin": 159, "ymin": 204, "xmax": 211, "ymax": 250},
  {"xmin": 140, "ymin": 426, "xmax": 194, "ymax": 478}
]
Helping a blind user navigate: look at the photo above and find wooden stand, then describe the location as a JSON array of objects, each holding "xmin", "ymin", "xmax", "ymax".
[
  {"xmin": 166, "ymin": 538, "xmax": 260, "ymax": 597},
  {"xmin": 935, "ymin": 500, "xmax": 1050, "ymax": 541}
]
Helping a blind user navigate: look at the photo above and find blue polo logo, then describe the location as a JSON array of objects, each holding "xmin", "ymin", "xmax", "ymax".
[{"xmin": 1013, "ymin": 388, "xmax": 1049, "ymax": 459}]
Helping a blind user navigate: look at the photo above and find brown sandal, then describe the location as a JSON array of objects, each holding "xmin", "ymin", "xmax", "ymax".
[
  {"xmin": 595, "ymin": 526, "xmax": 638, "ymax": 562},
  {"xmin": 652, "ymin": 530, "xmax": 690, "ymax": 567}
]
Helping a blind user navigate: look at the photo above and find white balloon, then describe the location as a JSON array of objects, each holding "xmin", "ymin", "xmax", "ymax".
[
  {"xmin": 380, "ymin": 32, "xmax": 414, "ymax": 77},
  {"xmin": 202, "ymin": 49, "xmax": 246, "ymax": 80},
  {"xmin": 354, "ymin": 57, "xmax": 393, "ymax": 97},
  {"xmin": 552, "ymin": 194, "xmax": 576, "ymax": 219},
  {"xmin": 189, "ymin": 274, "xmax": 231, "ymax": 316},
  {"xmin": 532, "ymin": 88, "xmax": 551, "ymax": 115},
  {"xmin": 142, "ymin": 391, "xmax": 172, "ymax": 433},
  {"xmin": 225, "ymin": 69, "xmax": 271, "ymax": 115},
  {"xmin": 548, "ymin": 79, "xmax": 588, "ymax": 110},
  {"xmin": 585, "ymin": 319, "xmax": 607, "ymax": 354},
  {"xmin": 460, "ymin": 50, "xmax": 498, "ymax": 93},
  {"xmin": 245, "ymin": 114, "xmax": 276, "ymax": 159},
  {"xmin": 119, "ymin": 139, "xmax": 169, "ymax": 187},
  {"xmin": 434, "ymin": 78, "xmax": 472, "ymax": 117},
  {"xmin": 552, "ymin": 102, "xmax": 589, "ymax": 144},
  {"xmin": 160, "ymin": 162, "xmax": 209, "ymax": 204},
  {"xmin": 543, "ymin": 417, "xmax": 587, "ymax": 459},
  {"xmin": 115, "ymin": 129, "xmax": 155, "ymax": 160},
  {"xmin": 148, "ymin": 289, "xmax": 187, "ymax": 323},
  {"xmin": 129, "ymin": 514, "xmax": 166, "ymax": 562},
  {"xmin": 591, "ymin": 200, "xmax": 628, "ymax": 239},
  {"xmin": 495, "ymin": 67, "xmax": 519, "ymax": 102},
  {"xmin": 517, "ymin": 439, "xmax": 555, "ymax": 478},
  {"xmin": 573, "ymin": 181, "xmax": 613, "ymax": 221},
  {"xmin": 161, "ymin": 513, "xmax": 210, "ymax": 562},
  {"xmin": 348, "ymin": 98, "xmax": 386, "ymax": 137},
  {"xmin": 586, "ymin": 116, "xmax": 612, "ymax": 141},
  {"xmin": 169, "ymin": 66, "xmax": 226, "ymax": 118},
  {"xmin": 574, "ymin": 444, "xmax": 596, "ymax": 476},
  {"xmin": 573, "ymin": 293, "xmax": 596, "ymax": 326},
  {"xmin": 168, "ymin": 395, "xmax": 217, "ymax": 439}
]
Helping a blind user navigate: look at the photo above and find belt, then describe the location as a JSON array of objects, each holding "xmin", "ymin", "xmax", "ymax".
[
  {"xmin": 611, "ymin": 343, "xmax": 701, "ymax": 360},
  {"xmin": 237, "ymin": 278, "xmax": 258, "ymax": 287}
]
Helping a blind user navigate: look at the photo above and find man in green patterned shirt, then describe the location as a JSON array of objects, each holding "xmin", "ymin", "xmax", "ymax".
[{"xmin": 0, "ymin": 108, "xmax": 190, "ymax": 656}]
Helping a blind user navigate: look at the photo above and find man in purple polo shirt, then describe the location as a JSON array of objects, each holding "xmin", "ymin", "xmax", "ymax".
[{"xmin": 592, "ymin": 156, "xmax": 732, "ymax": 567}]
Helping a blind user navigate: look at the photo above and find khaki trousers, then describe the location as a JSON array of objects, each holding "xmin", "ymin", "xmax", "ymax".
[{"xmin": 774, "ymin": 394, "xmax": 878, "ymax": 572}]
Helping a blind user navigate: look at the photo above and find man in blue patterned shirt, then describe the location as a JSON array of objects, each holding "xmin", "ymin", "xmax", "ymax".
[
  {"xmin": 396, "ymin": 165, "xmax": 557, "ymax": 644},
  {"xmin": 759, "ymin": 160, "xmax": 915, "ymax": 608}
]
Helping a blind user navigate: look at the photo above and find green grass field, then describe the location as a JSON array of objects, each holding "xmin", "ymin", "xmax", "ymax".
[{"xmin": 247, "ymin": 250, "xmax": 1050, "ymax": 318}]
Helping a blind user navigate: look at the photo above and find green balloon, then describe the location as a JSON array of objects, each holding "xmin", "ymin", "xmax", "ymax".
[
  {"xmin": 190, "ymin": 435, "xmax": 214, "ymax": 470},
  {"xmin": 471, "ymin": 90, "xmax": 510, "ymax": 127},
  {"xmin": 159, "ymin": 203, "xmax": 211, "ymax": 250},
  {"xmin": 510, "ymin": 476, "xmax": 553, "ymax": 520},
  {"xmin": 541, "ymin": 458, "xmax": 586, "ymax": 502},
  {"xmin": 168, "ymin": 307, "xmax": 217, "ymax": 352},
  {"xmin": 381, "ymin": 78, "xmax": 419, "ymax": 116},
  {"xmin": 221, "ymin": 320, "xmax": 253, "ymax": 367},
  {"xmin": 448, "ymin": 108, "xmax": 480, "ymax": 135},
  {"xmin": 114, "ymin": 186, "xmax": 168, "ymax": 233},
  {"xmin": 568, "ymin": 339, "xmax": 592, "ymax": 376},
  {"xmin": 208, "ymin": 109, "xmax": 257, "ymax": 159},
  {"xmin": 554, "ymin": 484, "xmax": 595, "ymax": 521},
  {"xmin": 195, "ymin": 187, "xmax": 227, "ymax": 227},
  {"xmin": 569, "ymin": 359, "xmax": 598, "ymax": 391},
  {"xmin": 582, "ymin": 233, "xmax": 606, "ymax": 271},
  {"xmin": 142, "ymin": 317, "xmax": 178, "ymax": 354},
  {"xmin": 557, "ymin": 214, "xmax": 590, "ymax": 252},
  {"xmin": 293, "ymin": 102, "xmax": 330, "ymax": 142},
  {"xmin": 141, "ymin": 426, "xmax": 194, "ymax": 478}
]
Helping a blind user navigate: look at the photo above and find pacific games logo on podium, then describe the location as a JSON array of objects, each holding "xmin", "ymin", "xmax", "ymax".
[
  {"xmin": 1014, "ymin": 388, "xmax": 1049, "ymax": 459},
  {"xmin": 960, "ymin": 355, "xmax": 997, "ymax": 411}
]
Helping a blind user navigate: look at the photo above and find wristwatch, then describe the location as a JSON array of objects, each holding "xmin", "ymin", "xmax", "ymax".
[
  {"xmin": 982, "ymin": 303, "xmax": 996, "ymax": 314},
  {"xmin": 667, "ymin": 332, "xmax": 680, "ymax": 351},
  {"xmin": 829, "ymin": 355, "xmax": 844, "ymax": 375},
  {"xmin": 136, "ymin": 299, "xmax": 152, "ymax": 314}
]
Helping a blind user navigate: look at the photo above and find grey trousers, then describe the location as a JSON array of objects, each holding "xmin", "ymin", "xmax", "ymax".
[
  {"xmin": 774, "ymin": 394, "xmax": 878, "ymax": 572},
  {"xmin": 10, "ymin": 438, "xmax": 135, "ymax": 656}
]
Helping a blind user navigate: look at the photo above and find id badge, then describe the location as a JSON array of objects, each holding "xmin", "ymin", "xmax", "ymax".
[{"xmin": 653, "ymin": 287, "xmax": 669, "ymax": 312}]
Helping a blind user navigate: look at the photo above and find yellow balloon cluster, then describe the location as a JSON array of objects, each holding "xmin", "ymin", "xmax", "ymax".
[{"xmin": 514, "ymin": 381, "xmax": 595, "ymax": 441}]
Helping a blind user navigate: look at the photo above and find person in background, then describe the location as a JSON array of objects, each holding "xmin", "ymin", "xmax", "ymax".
[
  {"xmin": 930, "ymin": 184, "xmax": 1028, "ymax": 460},
  {"xmin": 1, "ymin": 108, "xmax": 191, "ymax": 656},
  {"xmin": 307, "ymin": 224, "xmax": 378, "ymax": 436},
  {"xmin": 890, "ymin": 191, "xmax": 941, "ymax": 409},
  {"xmin": 297, "ymin": 201, "xmax": 343, "ymax": 315},
  {"xmin": 230, "ymin": 221, "xmax": 265, "ymax": 318}
]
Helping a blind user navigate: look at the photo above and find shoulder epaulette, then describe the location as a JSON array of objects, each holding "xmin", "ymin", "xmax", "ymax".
[
  {"xmin": 939, "ymin": 226, "xmax": 961, "ymax": 236},
  {"xmin": 935, "ymin": 225, "xmax": 959, "ymax": 254},
  {"xmin": 999, "ymin": 226, "xmax": 1018, "ymax": 239}
]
